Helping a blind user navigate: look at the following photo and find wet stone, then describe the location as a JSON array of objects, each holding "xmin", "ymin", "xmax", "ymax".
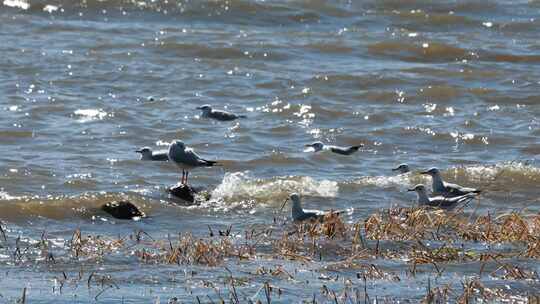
[
  {"xmin": 101, "ymin": 201, "xmax": 145, "ymax": 220},
  {"xmin": 168, "ymin": 183, "xmax": 198, "ymax": 203},
  {"xmin": 168, "ymin": 184, "xmax": 212, "ymax": 205}
]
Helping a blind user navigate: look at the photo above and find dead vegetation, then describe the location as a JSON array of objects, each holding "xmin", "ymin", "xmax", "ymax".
[
  {"xmin": 364, "ymin": 207, "xmax": 540, "ymax": 251},
  {"xmin": 1, "ymin": 206, "xmax": 539, "ymax": 302}
]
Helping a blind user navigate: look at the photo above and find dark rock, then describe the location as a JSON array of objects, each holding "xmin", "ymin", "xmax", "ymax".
[
  {"xmin": 168, "ymin": 183, "xmax": 197, "ymax": 203},
  {"xmin": 101, "ymin": 201, "xmax": 145, "ymax": 220}
]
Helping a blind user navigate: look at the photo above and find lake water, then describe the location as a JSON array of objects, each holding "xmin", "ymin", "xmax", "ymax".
[{"xmin": 1, "ymin": 0, "xmax": 540, "ymax": 302}]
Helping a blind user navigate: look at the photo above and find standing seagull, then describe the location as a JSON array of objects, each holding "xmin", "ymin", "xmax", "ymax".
[
  {"xmin": 408, "ymin": 184, "xmax": 476, "ymax": 209},
  {"xmin": 305, "ymin": 141, "xmax": 364, "ymax": 156},
  {"xmin": 168, "ymin": 140, "xmax": 218, "ymax": 185},
  {"xmin": 197, "ymin": 105, "xmax": 246, "ymax": 121},
  {"xmin": 392, "ymin": 163, "xmax": 410, "ymax": 174},
  {"xmin": 135, "ymin": 147, "xmax": 169, "ymax": 161},
  {"xmin": 421, "ymin": 167, "xmax": 481, "ymax": 197}
]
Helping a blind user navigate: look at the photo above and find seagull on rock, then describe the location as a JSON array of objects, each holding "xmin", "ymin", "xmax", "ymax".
[{"xmin": 168, "ymin": 140, "xmax": 218, "ymax": 185}]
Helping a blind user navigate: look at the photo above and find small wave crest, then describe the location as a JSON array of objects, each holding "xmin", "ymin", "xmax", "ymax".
[
  {"xmin": 352, "ymin": 174, "xmax": 417, "ymax": 189},
  {"xmin": 449, "ymin": 162, "xmax": 540, "ymax": 189},
  {"xmin": 211, "ymin": 171, "xmax": 339, "ymax": 203}
]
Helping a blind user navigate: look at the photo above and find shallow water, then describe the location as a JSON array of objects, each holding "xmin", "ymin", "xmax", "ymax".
[{"xmin": 1, "ymin": 0, "xmax": 540, "ymax": 302}]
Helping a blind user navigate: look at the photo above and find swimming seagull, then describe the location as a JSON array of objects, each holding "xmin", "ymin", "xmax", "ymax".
[
  {"xmin": 135, "ymin": 147, "xmax": 169, "ymax": 161},
  {"xmin": 197, "ymin": 105, "xmax": 246, "ymax": 121},
  {"xmin": 280, "ymin": 193, "xmax": 346, "ymax": 222},
  {"xmin": 392, "ymin": 163, "xmax": 410, "ymax": 174},
  {"xmin": 168, "ymin": 140, "xmax": 218, "ymax": 185},
  {"xmin": 408, "ymin": 184, "xmax": 476, "ymax": 209},
  {"xmin": 420, "ymin": 167, "xmax": 481, "ymax": 197},
  {"xmin": 304, "ymin": 141, "xmax": 364, "ymax": 156}
]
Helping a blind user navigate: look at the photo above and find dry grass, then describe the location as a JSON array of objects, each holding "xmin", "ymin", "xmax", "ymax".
[
  {"xmin": 135, "ymin": 233, "xmax": 237, "ymax": 266},
  {"xmin": 364, "ymin": 206, "xmax": 540, "ymax": 248},
  {"xmin": 1, "ymin": 206, "xmax": 539, "ymax": 302}
]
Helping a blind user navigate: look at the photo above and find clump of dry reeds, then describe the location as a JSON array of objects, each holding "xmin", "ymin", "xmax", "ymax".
[
  {"xmin": 364, "ymin": 206, "xmax": 540, "ymax": 250},
  {"xmin": 135, "ymin": 232, "xmax": 237, "ymax": 266},
  {"xmin": 68, "ymin": 229, "xmax": 124, "ymax": 259}
]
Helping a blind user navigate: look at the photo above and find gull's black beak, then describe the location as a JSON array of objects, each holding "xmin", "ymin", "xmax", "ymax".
[
  {"xmin": 391, "ymin": 167, "xmax": 399, "ymax": 171},
  {"xmin": 304, "ymin": 144, "xmax": 312, "ymax": 147},
  {"xmin": 420, "ymin": 170, "xmax": 429, "ymax": 175},
  {"xmin": 407, "ymin": 188, "xmax": 415, "ymax": 192},
  {"xmin": 196, "ymin": 106, "xmax": 202, "ymax": 110},
  {"xmin": 135, "ymin": 150, "xmax": 142, "ymax": 153},
  {"xmin": 279, "ymin": 198, "xmax": 289, "ymax": 212}
]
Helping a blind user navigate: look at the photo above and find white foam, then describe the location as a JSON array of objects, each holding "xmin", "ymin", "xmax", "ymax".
[
  {"xmin": 3, "ymin": 0, "xmax": 29, "ymax": 9},
  {"xmin": 43, "ymin": 4, "xmax": 58, "ymax": 12},
  {"xmin": 211, "ymin": 171, "xmax": 338, "ymax": 202},
  {"xmin": 0, "ymin": 191, "xmax": 17, "ymax": 200},
  {"xmin": 353, "ymin": 173, "xmax": 419, "ymax": 189},
  {"xmin": 456, "ymin": 162, "xmax": 540, "ymax": 182},
  {"xmin": 74, "ymin": 109, "xmax": 108, "ymax": 122}
]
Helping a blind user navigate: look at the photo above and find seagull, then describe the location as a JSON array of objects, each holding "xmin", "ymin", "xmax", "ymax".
[
  {"xmin": 197, "ymin": 105, "xmax": 246, "ymax": 121},
  {"xmin": 135, "ymin": 147, "xmax": 169, "ymax": 161},
  {"xmin": 420, "ymin": 167, "xmax": 481, "ymax": 197},
  {"xmin": 168, "ymin": 140, "xmax": 218, "ymax": 185},
  {"xmin": 280, "ymin": 193, "xmax": 347, "ymax": 222},
  {"xmin": 408, "ymin": 184, "xmax": 476, "ymax": 209},
  {"xmin": 304, "ymin": 141, "xmax": 364, "ymax": 156},
  {"xmin": 392, "ymin": 163, "xmax": 410, "ymax": 174}
]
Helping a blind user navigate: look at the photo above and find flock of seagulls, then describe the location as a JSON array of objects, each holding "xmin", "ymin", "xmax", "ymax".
[{"xmin": 136, "ymin": 104, "xmax": 482, "ymax": 222}]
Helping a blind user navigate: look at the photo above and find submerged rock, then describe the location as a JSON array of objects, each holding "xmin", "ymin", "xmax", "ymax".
[{"xmin": 101, "ymin": 201, "xmax": 145, "ymax": 220}]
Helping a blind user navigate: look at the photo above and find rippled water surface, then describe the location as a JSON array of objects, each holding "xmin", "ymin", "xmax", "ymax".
[{"xmin": 1, "ymin": 0, "xmax": 540, "ymax": 302}]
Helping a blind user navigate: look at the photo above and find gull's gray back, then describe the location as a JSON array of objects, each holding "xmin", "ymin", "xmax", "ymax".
[
  {"xmin": 291, "ymin": 199, "xmax": 320, "ymax": 222},
  {"xmin": 151, "ymin": 151, "xmax": 169, "ymax": 161},
  {"xmin": 329, "ymin": 146, "xmax": 355, "ymax": 155},
  {"xmin": 209, "ymin": 110, "xmax": 239, "ymax": 121},
  {"xmin": 169, "ymin": 143, "xmax": 205, "ymax": 167},
  {"xmin": 428, "ymin": 193, "xmax": 475, "ymax": 209},
  {"xmin": 293, "ymin": 210, "xmax": 319, "ymax": 221}
]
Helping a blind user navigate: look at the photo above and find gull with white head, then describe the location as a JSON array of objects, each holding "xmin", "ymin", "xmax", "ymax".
[
  {"xmin": 135, "ymin": 147, "xmax": 169, "ymax": 161},
  {"xmin": 408, "ymin": 184, "xmax": 475, "ymax": 209},
  {"xmin": 420, "ymin": 167, "xmax": 481, "ymax": 197},
  {"xmin": 280, "ymin": 193, "xmax": 348, "ymax": 222},
  {"xmin": 168, "ymin": 140, "xmax": 218, "ymax": 185},
  {"xmin": 304, "ymin": 141, "xmax": 364, "ymax": 156},
  {"xmin": 197, "ymin": 104, "xmax": 246, "ymax": 121}
]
